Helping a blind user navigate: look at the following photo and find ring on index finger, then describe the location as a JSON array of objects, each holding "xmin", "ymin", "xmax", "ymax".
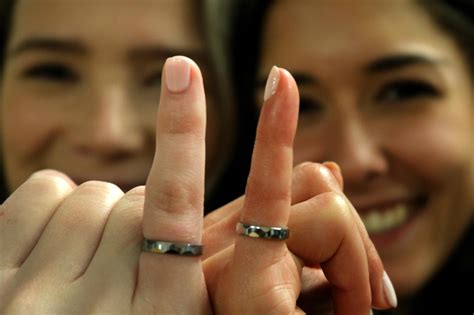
[{"xmin": 236, "ymin": 222, "xmax": 290, "ymax": 240}]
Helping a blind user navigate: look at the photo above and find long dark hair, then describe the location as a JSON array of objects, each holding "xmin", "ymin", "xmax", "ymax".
[
  {"xmin": 0, "ymin": 0, "xmax": 15, "ymax": 76},
  {"xmin": 0, "ymin": 0, "xmax": 15, "ymax": 202},
  {"xmin": 419, "ymin": 0, "xmax": 474, "ymax": 72}
]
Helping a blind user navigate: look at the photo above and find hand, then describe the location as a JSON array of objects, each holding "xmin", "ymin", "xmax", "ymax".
[
  {"xmin": 203, "ymin": 67, "xmax": 396, "ymax": 314},
  {"xmin": 0, "ymin": 56, "xmax": 211, "ymax": 314}
]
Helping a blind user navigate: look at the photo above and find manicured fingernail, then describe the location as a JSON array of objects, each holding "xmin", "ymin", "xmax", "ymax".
[
  {"xmin": 263, "ymin": 66, "xmax": 280, "ymax": 101},
  {"xmin": 369, "ymin": 309, "xmax": 373, "ymax": 315},
  {"xmin": 383, "ymin": 271, "xmax": 398, "ymax": 308},
  {"xmin": 165, "ymin": 56, "xmax": 191, "ymax": 93}
]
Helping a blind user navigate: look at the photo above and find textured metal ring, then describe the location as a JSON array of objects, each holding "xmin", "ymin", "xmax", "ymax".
[
  {"xmin": 236, "ymin": 222, "xmax": 289, "ymax": 240},
  {"xmin": 142, "ymin": 239, "xmax": 203, "ymax": 256}
]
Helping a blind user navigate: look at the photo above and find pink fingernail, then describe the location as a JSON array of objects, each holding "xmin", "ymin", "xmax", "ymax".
[
  {"xmin": 263, "ymin": 66, "xmax": 280, "ymax": 101},
  {"xmin": 165, "ymin": 56, "xmax": 191, "ymax": 93}
]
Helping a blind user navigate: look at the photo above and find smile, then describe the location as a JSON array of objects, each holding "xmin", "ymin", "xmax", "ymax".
[
  {"xmin": 361, "ymin": 203, "xmax": 409, "ymax": 234},
  {"xmin": 360, "ymin": 196, "xmax": 427, "ymax": 235}
]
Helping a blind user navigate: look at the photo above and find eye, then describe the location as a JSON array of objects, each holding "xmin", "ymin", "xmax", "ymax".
[
  {"xmin": 143, "ymin": 70, "xmax": 162, "ymax": 88},
  {"xmin": 22, "ymin": 63, "xmax": 79, "ymax": 82},
  {"xmin": 376, "ymin": 79, "xmax": 441, "ymax": 103}
]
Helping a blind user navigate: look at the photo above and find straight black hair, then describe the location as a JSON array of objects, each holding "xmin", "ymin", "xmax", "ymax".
[{"xmin": 0, "ymin": 0, "xmax": 15, "ymax": 77}]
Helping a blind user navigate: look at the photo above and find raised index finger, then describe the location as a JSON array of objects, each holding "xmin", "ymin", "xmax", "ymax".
[
  {"xmin": 143, "ymin": 56, "xmax": 206, "ymax": 244},
  {"xmin": 213, "ymin": 67, "xmax": 300, "ymax": 314},
  {"xmin": 241, "ymin": 66, "xmax": 299, "ymax": 227},
  {"xmin": 135, "ymin": 56, "xmax": 209, "ymax": 313}
]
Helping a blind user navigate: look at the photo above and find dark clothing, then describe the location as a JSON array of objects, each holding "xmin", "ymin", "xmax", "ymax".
[{"xmin": 375, "ymin": 221, "xmax": 474, "ymax": 315}]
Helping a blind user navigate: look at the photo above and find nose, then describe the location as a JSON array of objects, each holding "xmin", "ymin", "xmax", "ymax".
[
  {"xmin": 330, "ymin": 116, "xmax": 389, "ymax": 185},
  {"xmin": 75, "ymin": 85, "xmax": 145, "ymax": 159}
]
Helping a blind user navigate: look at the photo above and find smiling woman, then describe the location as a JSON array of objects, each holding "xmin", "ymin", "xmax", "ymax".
[
  {"xmin": 0, "ymin": 0, "xmax": 235, "ymax": 202},
  {"xmin": 0, "ymin": 1, "xmax": 240, "ymax": 312},
  {"xmin": 0, "ymin": 1, "xmax": 397, "ymax": 314},
  {"xmin": 228, "ymin": 0, "xmax": 474, "ymax": 314}
]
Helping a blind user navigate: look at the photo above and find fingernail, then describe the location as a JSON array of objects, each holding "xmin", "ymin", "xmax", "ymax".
[
  {"xmin": 165, "ymin": 56, "xmax": 191, "ymax": 93},
  {"xmin": 263, "ymin": 66, "xmax": 280, "ymax": 101},
  {"xmin": 369, "ymin": 309, "xmax": 373, "ymax": 315},
  {"xmin": 383, "ymin": 271, "xmax": 398, "ymax": 308}
]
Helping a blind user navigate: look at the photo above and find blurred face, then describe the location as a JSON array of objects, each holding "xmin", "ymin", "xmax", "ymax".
[
  {"xmin": 1, "ymin": 0, "xmax": 223, "ymax": 193},
  {"xmin": 258, "ymin": 0, "xmax": 473, "ymax": 296}
]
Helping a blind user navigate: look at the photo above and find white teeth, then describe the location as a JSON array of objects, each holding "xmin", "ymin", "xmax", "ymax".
[{"xmin": 361, "ymin": 204, "xmax": 409, "ymax": 234}]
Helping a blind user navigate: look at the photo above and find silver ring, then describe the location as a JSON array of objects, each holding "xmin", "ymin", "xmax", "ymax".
[
  {"xmin": 142, "ymin": 239, "xmax": 203, "ymax": 256},
  {"xmin": 236, "ymin": 222, "xmax": 289, "ymax": 240}
]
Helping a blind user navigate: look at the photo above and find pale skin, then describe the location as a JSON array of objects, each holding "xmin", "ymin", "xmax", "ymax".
[
  {"xmin": 0, "ymin": 0, "xmax": 223, "ymax": 194},
  {"xmin": 1, "ymin": 57, "xmax": 393, "ymax": 314},
  {"xmin": 1, "ymin": 1, "xmax": 396, "ymax": 314}
]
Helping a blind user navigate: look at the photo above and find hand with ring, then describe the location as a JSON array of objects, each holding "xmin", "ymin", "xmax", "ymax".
[
  {"xmin": 202, "ymin": 67, "xmax": 397, "ymax": 314},
  {"xmin": 0, "ymin": 56, "xmax": 211, "ymax": 314}
]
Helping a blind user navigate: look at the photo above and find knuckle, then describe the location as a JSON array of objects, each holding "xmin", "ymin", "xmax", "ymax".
[
  {"xmin": 2, "ymin": 173, "xmax": 74, "ymax": 210},
  {"xmin": 107, "ymin": 193, "xmax": 144, "ymax": 247},
  {"xmin": 125, "ymin": 185, "xmax": 146, "ymax": 196},
  {"xmin": 311, "ymin": 192, "xmax": 352, "ymax": 230},
  {"xmin": 78, "ymin": 181, "xmax": 124, "ymax": 199},
  {"xmin": 29, "ymin": 169, "xmax": 73, "ymax": 183},
  {"xmin": 296, "ymin": 162, "xmax": 325, "ymax": 185},
  {"xmin": 159, "ymin": 105, "xmax": 205, "ymax": 136},
  {"xmin": 147, "ymin": 179, "xmax": 202, "ymax": 215},
  {"xmin": 293, "ymin": 161, "xmax": 318, "ymax": 174},
  {"xmin": 245, "ymin": 179, "xmax": 290, "ymax": 207},
  {"xmin": 27, "ymin": 173, "xmax": 74, "ymax": 196},
  {"xmin": 56, "ymin": 181, "xmax": 123, "ymax": 230}
]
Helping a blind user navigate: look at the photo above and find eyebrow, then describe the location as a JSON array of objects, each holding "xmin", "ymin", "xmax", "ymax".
[
  {"xmin": 365, "ymin": 54, "xmax": 444, "ymax": 74},
  {"xmin": 9, "ymin": 37, "xmax": 208, "ymax": 64},
  {"xmin": 257, "ymin": 71, "xmax": 316, "ymax": 88},
  {"xmin": 9, "ymin": 37, "xmax": 88, "ymax": 56}
]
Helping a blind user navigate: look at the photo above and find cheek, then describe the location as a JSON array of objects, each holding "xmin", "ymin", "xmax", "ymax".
[
  {"xmin": 382, "ymin": 109, "xmax": 472, "ymax": 189},
  {"xmin": 4, "ymin": 96, "xmax": 57, "ymax": 156},
  {"xmin": 293, "ymin": 129, "xmax": 327, "ymax": 164},
  {"xmin": 2, "ymin": 93, "xmax": 61, "ymax": 185}
]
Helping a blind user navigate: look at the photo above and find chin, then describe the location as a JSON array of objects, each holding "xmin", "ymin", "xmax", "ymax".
[{"xmin": 388, "ymin": 256, "xmax": 433, "ymax": 299}]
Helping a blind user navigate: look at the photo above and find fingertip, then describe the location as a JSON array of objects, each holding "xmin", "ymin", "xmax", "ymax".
[
  {"xmin": 144, "ymin": 54, "xmax": 207, "ymax": 245},
  {"xmin": 372, "ymin": 271, "xmax": 398, "ymax": 310},
  {"xmin": 382, "ymin": 271, "xmax": 398, "ymax": 308},
  {"xmin": 163, "ymin": 56, "xmax": 204, "ymax": 95},
  {"xmin": 279, "ymin": 67, "xmax": 298, "ymax": 89}
]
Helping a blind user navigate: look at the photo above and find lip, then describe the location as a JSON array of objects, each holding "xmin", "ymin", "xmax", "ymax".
[
  {"xmin": 367, "ymin": 208, "xmax": 422, "ymax": 249},
  {"xmin": 353, "ymin": 194, "xmax": 428, "ymax": 214},
  {"xmin": 352, "ymin": 195, "xmax": 420, "ymax": 215},
  {"xmin": 356, "ymin": 194, "xmax": 429, "ymax": 249}
]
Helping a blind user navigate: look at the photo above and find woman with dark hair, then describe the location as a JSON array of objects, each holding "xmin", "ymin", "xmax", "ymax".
[{"xmin": 225, "ymin": 0, "xmax": 474, "ymax": 313}]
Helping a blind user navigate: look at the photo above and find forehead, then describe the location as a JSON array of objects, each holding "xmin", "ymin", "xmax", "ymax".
[
  {"xmin": 10, "ymin": 0, "xmax": 204, "ymax": 52},
  {"xmin": 261, "ymin": 0, "xmax": 461, "ymax": 69}
]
